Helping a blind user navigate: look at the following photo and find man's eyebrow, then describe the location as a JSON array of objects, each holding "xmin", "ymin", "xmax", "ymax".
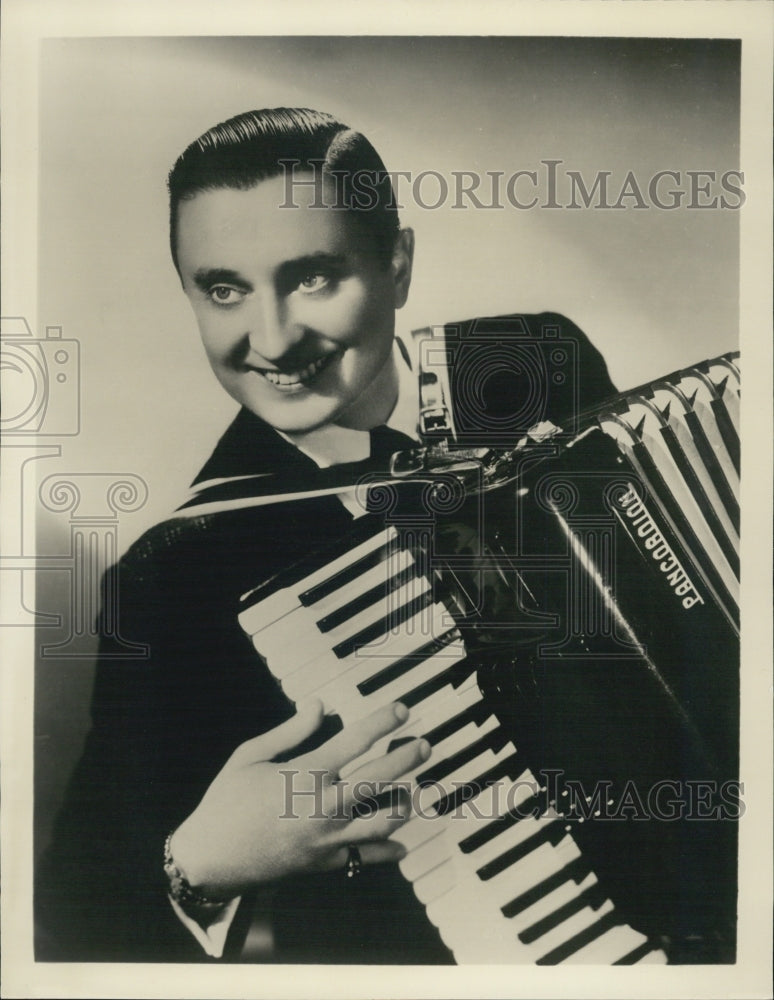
[
  {"xmin": 279, "ymin": 252, "xmax": 348, "ymax": 273},
  {"xmin": 191, "ymin": 254, "xmax": 348, "ymax": 293},
  {"xmin": 191, "ymin": 268, "xmax": 251, "ymax": 292}
]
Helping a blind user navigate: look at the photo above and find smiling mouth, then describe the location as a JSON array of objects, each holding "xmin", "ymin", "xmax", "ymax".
[{"xmin": 256, "ymin": 352, "xmax": 339, "ymax": 389}]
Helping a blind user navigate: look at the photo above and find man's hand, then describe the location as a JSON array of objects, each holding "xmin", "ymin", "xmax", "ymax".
[{"xmin": 169, "ymin": 700, "xmax": 429, "ymax": 899}]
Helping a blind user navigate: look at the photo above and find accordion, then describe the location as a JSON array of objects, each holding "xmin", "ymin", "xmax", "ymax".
[{"xmin": 238, "ymin": 353, "xmax": 740, "ymax": 965}]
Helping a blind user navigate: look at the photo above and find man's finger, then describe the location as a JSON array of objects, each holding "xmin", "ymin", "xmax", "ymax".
[
  {"xmin": 303, "ymin": 702, "xmax": 409, "ymax": 775},
  {"xmin": 342, "ymin": 738, "xmax": 431, "ymax": 795},
  {"xmin": 328, "ymin": 837, "xmax": 407, "ymax": 872},
  {"xmin": 345, "ymin": 801, "xmax": 413, "ymax": 842},
  {"xmin": 230, "ymin": 700, "xmax": 324, "ymax": 765}
]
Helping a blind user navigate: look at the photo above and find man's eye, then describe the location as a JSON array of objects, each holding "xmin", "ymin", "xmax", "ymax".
[
  {"xmin": 208, "ymin": 286, "xmax": 245, "ymax": 306},
  {"xmin": 297, "ymin": 273, "xmax": 330, "ymax": 294}
]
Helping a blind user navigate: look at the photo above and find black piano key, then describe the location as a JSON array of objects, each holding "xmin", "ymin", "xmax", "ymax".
[
  {"xmin": 416, "ymin": 727, "xmax": 511, "ymax": 785},
  {"xmin": 535, "ymin": 908, "xmax": 621, "ymax": 965},
  {"xmin": 476, "ymin": 819, "xmax": 565, "ymax": 881},
  {"xmin": 332, "ymin": 590, "xmax": 435, "ymax": 659},
  {"xmin": 459, "ymin": 790, "xmax": 545, "ymax": 854},
  {"xmin": 316, "ymin": 564, "xmax": 416, "ymax": 632},
  {"xmin": 422, "ymin": 698, "xmax": 492, "ymax": 747},
  {"xmin": 300, "ymin": 531, "xmax": 401, "ymax": 606},
  {"xmin": 518, "ymin": 882, "xmax": 608, "ymax": 944},
  {"xmin": 398, "ymin": 659, "xmax": 476, "ymax": 710},
  {"xmin": 386, "ymin": 736, "xmax": 417, "ymax": 752},
  {"xmin": 433, "ymin": 752, "xmax": 521, "ymax": 817},
  {"xmin": 612, "ymin": 939, "xmax": 663, "ymax": 965},
  {"xmin": 501, "ymin": 856, "xmax": 591, "ymax": 919},
  {"xmin": 357, "ymin": 628, "xmax": 460, "ymax": 696},
  {"xmin": 241, "ymin": 515, "xmax": 384, "ymax": 610}
]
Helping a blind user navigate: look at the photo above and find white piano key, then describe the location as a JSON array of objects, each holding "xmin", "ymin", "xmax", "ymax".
[
  {"xmin": 532, "ymin": 897, "xmax": 615, "ymax": 963},
  {"xmin": 431, "ymin": 893, "xmax": 521, "ymax": 961},
  {"xmin": 633, "ymin": 945, "xmax": 669, "ymax": 964},
  {"xmin": 237, "ymin": 526, "xmax": 395, "ymax": 635},
  {"xmin": 396, "ymin": 768, "xmax": 524, "ymax": 882},
  {"xmin": 303, "ymin": 546, "xmax": 416, "ymax": 619},
  {"xmin": 390, "ymin": 810, "xmax": 454, "ymax": 854},
  {"xmin": 450, "ymin": 890, "xmax": 610, "ymax": 964},
  {"xmin": 399, "ymin": 826, "xmax": 455, "ymax": 881},
  {"xmin": 264, "ymin": 572, "xmax": 434, "ymax": 675},
  {"xmin": 429, "ymin": 871, "xmax": 599, "ymax": 961},
  {"xmin": 238, "ymin": 588, "xmax": 300, "ymax": 639},
  {"xmin": 280, "ymin": 605, "xmax": 458, "ymax": 698},
  {"xmin": 421, "ymin": 715, "xmax": 502, "ymax": 775},
  {"xmin": 278, "ymin": 615, "xmax": 465, "ymax": 711},
  {"xmin": 438, "ymin": 775, "xmax": 519, "ymax": 838},
  {"xmin": 405, "ymin": 814, "xmax": 534, "ymax": 899},
  {"xmin": 509, "ymin": 872, "xmax": 600, "ymax": 938},
  {"xmin": 411, "ymin": 852, "xmax": 457, "ymax": 904},
  {"xmin": 392, "ymin": 770, "xmax": 532, "ymax": 860},
  {"xmin": 413, "ymin": 740, "xmax": 518, "ymax": 814},
  {"xmin": 332, "ymin": 637, "xmax": 468, "ymax": 725},
  {"xmin": 254, "ymin": 606, "xmax": 343, "ymax": 670},
  {"xmin": 406, "ymin": 805, "xmax": 556, "ymax": 901},
  {"xmin": 425, "ymin": 835, "xmax": 584, "ymax": 934},
  {"xmin": 340, "ymin": 678, "xmax": 485, "ymax": 780},
  {"xmin": 445, "ymin": 799, "xmax": 548, "ymax": 874},
  {"xmin": 365, "ymin": 642, "xmax": 472, "ymax": 715},
  {"xmin": 451, "ymin": 774, "xmax": 540, "ymax": 837},
  {"xmin": 500, "ymin": 834, "xmax": 584, "ymax": 902},
  {"xmin": 322, "ymin": 574, "xmax": 432, "ymax": 647},
  {"xmin": 339, "ymin": 708, "xmax": 495, "ymax": 793},
  {"xmin": 442, "ymin": 863, "xmax": 598, "ymax": 965},
  {"xmin": 567, "ymin": 922, "xmax": 653, "ymax": 964},
  {"xmin": 254, "ymin": 548, "xmax": 417, "ymax": 664}
]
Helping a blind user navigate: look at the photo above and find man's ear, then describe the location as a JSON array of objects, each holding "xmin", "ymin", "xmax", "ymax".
[{"xmin": 391, "ymin": 228, "xmax": 414, "ymax": 309}]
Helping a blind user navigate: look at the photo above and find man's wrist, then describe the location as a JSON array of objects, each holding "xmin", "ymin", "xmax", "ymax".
[{"xmin": 163, "ymin": 829, "xmax": 229, "ymax": 912}]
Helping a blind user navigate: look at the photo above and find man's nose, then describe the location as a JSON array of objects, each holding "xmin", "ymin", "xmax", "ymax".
[{"xmin": 247, "ymin": 289, "xmax": 304, "ymax": 362}]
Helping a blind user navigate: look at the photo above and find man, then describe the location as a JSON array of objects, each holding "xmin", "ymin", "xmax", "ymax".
[{"xmin": 35, "ymin": 108, "xmax": 630, "ymax": 964}]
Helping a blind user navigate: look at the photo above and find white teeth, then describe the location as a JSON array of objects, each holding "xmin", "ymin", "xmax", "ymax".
[{"xmin": 261, "ymin": 355, "xmax": 331, "ymax": 387}]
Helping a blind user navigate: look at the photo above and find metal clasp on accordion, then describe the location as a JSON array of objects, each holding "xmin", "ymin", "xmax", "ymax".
[{"xmin": 389, "ymin": 419, "xmax": 564, "ymax": 489}]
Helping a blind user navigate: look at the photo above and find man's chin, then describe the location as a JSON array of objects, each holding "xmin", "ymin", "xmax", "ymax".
[{"xmin": 248, "ymin": 398, "xmax": 344, "ymax": 436}]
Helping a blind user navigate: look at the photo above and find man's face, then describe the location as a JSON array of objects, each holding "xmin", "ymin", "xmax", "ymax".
[{"xmin": 175, "ymin": 175, "xmax": 413, "ymax": 434}]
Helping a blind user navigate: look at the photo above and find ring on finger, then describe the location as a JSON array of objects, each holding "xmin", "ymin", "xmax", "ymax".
[{"xmin": 344, "ymin": 843, "xmax": 362, "ymax": 878}]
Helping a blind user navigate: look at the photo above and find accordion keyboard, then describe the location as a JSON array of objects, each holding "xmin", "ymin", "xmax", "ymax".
[{"xmin": 238, "ymin": 525, "xmax": 668, "ymax": 965}]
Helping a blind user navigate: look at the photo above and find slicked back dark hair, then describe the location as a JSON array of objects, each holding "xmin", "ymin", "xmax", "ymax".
[{"xmin": 168, "ymin": 107, "xmax": 401, "ymax": 272}]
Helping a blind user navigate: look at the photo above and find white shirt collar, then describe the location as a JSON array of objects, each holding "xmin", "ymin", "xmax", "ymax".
[{"xmin": 278, "ymin": 338, "xmax": 419, "ymax": 469}]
